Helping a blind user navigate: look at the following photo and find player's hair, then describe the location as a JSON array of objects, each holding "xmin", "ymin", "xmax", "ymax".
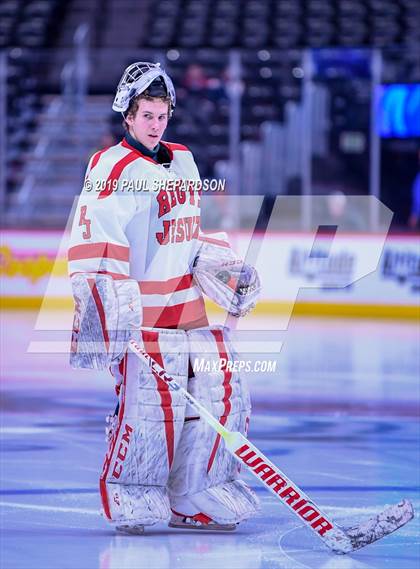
[{"xmin": 123, "ymin": 93, "xmax": 172, "ymax": 131}]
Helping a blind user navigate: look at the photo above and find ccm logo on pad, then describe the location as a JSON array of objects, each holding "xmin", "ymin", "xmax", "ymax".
[{"xmin": 112, "ymin": 423, "xmax": 133, "ymax": 479}]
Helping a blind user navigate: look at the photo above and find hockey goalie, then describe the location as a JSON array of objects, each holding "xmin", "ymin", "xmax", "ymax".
[{"xmin": 68, "ymin": 61, "xmax": 261, "ymax": 534}]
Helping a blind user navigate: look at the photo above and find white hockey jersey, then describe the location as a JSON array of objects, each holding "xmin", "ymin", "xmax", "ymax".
[{"xmin": 68, "ymin": 138, "xmax": 223, "ymax": 329}]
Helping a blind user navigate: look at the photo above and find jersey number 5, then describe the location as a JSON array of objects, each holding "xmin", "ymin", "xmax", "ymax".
[{"xmin": 79, "ymin": 205, "xmax": 91, "ymax": 240}]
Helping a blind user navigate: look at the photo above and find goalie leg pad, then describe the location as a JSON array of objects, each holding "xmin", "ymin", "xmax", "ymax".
[
  {"xmin": 168, "ymin": 326, "xmax": 259, "ymax": 524},
  {"xmin": 103, "ymin": 484, "xmax": 171, "ymax": 527},
  {"xmin": 100, "ymin": 328, "xmax": 189, "ymax": 526}
]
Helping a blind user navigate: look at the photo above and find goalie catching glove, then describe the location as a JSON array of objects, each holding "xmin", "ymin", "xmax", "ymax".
[
  {"xmin": 70, "ymin": 273, "xmax": 142, "ymax": 370},
  {"xmin": 193, "ymin": 234, "xmax": 261, "ymax": 317}
]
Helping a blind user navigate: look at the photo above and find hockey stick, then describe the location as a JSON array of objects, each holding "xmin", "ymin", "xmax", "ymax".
[{"xmin": 128, "ymin": 339, "xmax": 414, "ymax": 555}]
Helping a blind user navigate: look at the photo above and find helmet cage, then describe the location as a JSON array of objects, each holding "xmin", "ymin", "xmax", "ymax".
[{"xmin": 112, "ymin": 61, "xmax": 176, "ymax": 113}]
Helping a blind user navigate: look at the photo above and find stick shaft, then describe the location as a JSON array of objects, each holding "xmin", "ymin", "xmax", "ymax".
[
  {"xmin": 129, "ymin": 341, "xmax": 230, "ymax": 437},
  {"xmin": 128, "ymin": 339, "xmax": 350, "ymax": 551}
]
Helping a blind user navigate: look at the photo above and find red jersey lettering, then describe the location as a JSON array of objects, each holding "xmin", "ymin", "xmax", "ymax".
[{"xmin": 156, "ymin": 216, "xmax": 200, "ymax": 245}]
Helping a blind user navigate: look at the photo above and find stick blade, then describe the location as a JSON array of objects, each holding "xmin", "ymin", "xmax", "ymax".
[{"xmin": 341, "ymin": 499, "xmax": 414, "ymax": 554}]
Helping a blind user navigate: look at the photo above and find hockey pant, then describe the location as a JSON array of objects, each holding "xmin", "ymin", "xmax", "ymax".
[{"xmin": 99, "ymin": 326, "xmax": 259, "ymax": 527}]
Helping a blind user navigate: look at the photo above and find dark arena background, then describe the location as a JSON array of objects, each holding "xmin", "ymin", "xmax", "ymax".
[{"xmin": 0, "ymin": 1, "xmax": 419, "ymax": 568}]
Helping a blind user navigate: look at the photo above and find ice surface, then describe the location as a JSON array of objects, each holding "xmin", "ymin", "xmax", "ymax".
[{"xmin": 1, "ymin": 312, "xmax": 419, "ymax": 568}]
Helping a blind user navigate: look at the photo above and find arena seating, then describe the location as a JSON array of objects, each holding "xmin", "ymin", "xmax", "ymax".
[
  {"xmin": 143, "ymin": 0, "xmax": 420, "ymax": 49},
  {"xmin": 2, "ymin": 0, "xmax": 419, "ymax": 222},
  {"xmin": 3, "ymin": 0, "xmax": 69, "ymax": 194},
  {"xmin": 0, "ymin": 0, "xmax": 66, "ymax": 48}
]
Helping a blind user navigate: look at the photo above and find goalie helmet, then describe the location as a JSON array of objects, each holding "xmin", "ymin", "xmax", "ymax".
[{"xmin": 112, "ymin": 61, "xmax": 176, "ymax": 114}]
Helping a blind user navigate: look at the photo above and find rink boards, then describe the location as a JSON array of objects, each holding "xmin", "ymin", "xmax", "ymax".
[{"xmin": 0, "ymin": 229, "xmax": 419, "ymax": 318}]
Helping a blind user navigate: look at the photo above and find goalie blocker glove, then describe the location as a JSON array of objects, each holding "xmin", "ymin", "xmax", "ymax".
[
  {"xmin": 70, "ymin": 273, "xmax": 142, "ymax": 370},
  {"xmin": 193, "ymin": 234, "xmax": 261, "ymax": 317}
]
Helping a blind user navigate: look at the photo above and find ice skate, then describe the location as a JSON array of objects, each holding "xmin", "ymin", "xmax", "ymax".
[{"xmin": 169, "ymin": 510, "xmax": 237, "ymax": 531}]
